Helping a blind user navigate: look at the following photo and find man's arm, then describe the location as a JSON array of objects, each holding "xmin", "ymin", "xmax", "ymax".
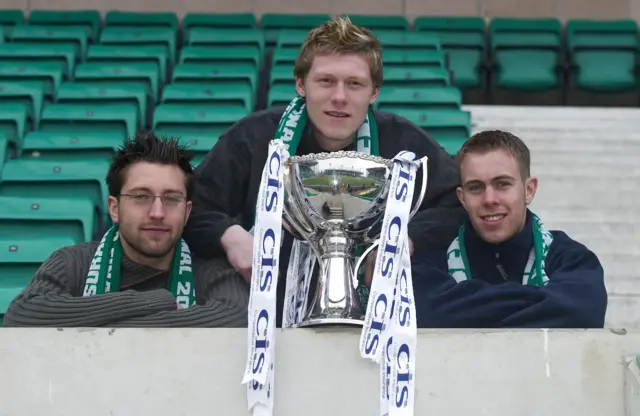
[
  {"xmin": 108, "ymin": 259, "xmax": 250, "ymax": 328},
  {"xmin": 412, "ymin": 233, "xmax": 607, "ymax": 328},
  {"xmin": 181, "ymin": 129, "xmax": 251, "ymax": 259},
  {"xmin": 403, "ymin": 126, "xmax": 467, "ymax": 252},
  {"xmin": 2, "ymin": 248, "xmax": 178, "ymax": 327}
]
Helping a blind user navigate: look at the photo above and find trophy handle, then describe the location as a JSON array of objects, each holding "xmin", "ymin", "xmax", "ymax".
[
  {"xmin": 409, "ymin": 156, "xmax": 428, "ymax": 220},
  {"xmin": 353, "ymin": 239, "xmax": 380, "ymax": 278}
]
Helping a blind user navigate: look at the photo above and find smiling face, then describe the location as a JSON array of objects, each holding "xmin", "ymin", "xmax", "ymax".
[
  {"xmin": 456, "ymin": 148, "xmax": 537, "ymax": 244},
  {"xmin": 296, "ymin": 52, "xmax": 379, "ymax": 151},
  {"xmin": 108, "ymin": 162, "xmax": 192, "ymax": 268}
]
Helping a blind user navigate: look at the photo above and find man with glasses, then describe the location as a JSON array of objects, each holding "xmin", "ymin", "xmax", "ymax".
[{"xmin": 3, "ymin": 133, "xmax": 249, "ymax": 327}]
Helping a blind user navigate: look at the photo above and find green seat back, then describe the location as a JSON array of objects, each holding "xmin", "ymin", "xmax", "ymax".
[
  {"xmin": 276, "ymin": 30, "xmax": 311, "ymax": 49},
  {"xmin": 152, "ymin": 132, "xmax": 219, "ymax": 165},
  {"xmin": 0, "ymin": 158, "xmax": 110, "ymax": 225},
  {"xmin": 171, "ymin": 63, "xmax": 258, "ymax": 93},
  {"xmin": 0, "ymin": 9, "xmax": 24, "ymax": 39},
  {"xmin": 161, "ymin": 83, "xmax": 253, "ymax": 112},
  {"xmin": 99, "ymin": 27, "xmax": 177, "ymax": 65},
  {"xmin": 86, "ymin": 44, "xmax": 168, "ymax": 85},
  {"xmin": 396, "ymin": 109, "xmax": 470, "ymax": 155},
  {"xmin": 104, "ymin": 11, "xmax": 179, "ymax": 30},
  {"xmin": 413, "ymin": 17, "xmax": 486, "ymax": 89},
  {"xmin": 0, "ymin": 133, "xmax": 7, "ymax": 169},
  {"xmin": 26, "ymin": 10, "xmax": 101, "ymax": 42},
  {"xmin": 39, "ymin": 103, "xmax": 138, "ymax": 138},
  {"xmin": 384, "ymin": 67, "xmax": 450, "ymax": 87},
  {"xmin": 269, "ymin": 65, "xmax": 294, "ymax": 86},
  {"xmin": 0, "ymin": 43, "xmax": 77, "ymax": 80},
  {"xmin": 566, "ymin": 20, "xmax": 639, "ymax": 91},
  {"xmin": 179, "ymin": 46, "xmax": 261, "ymax": 70},
  {"xmin": 153, "ymin": 105, "xmax": 249, "ymax": 138},
  {"xmin": 21, "ymin": 130, "xmax": 123, "ymax": 163},
  {"xmin": 341, "ymin": 14, "xmax": 409, "ymax": 31},
  {"xmin": 10, "ymin": 25, "xmax": 89, "ymax": 60},
  {"xmin": 375, "ymin": 87, "xmax": 462, "ymax": 111},
  {"xmin": 74, "ymin": 62, "xmax": 159, "ymax": 103},
  {"xmin": 0, "ymin": 80, "xmax": 44, "ymax": 126},
  {"xmin": 0, "ymin": 195, "xmax": 96, "ymax": 243},
  {"xmin": 0, "ymin": 61, "xmax": 63, "ymax": 102},
  {"xmin": 0, "ymin": 237, "xmax": 76, "ymax": 316},
  {"xmin": 187, "ymin": 28, "xmax": 265, "ymax": 54},
  {"xmin": 0, "ymin": 104, "xmax": 28, "ymax": 149},
  {"xmin": 376, "ymin": 31, "xmax": 441, "ymax": 52},
  {"xmin": 56, "ymin": 82, "xmax": 147, "ymax": 128},
  {"xmin": 490, "ymin": 18, "xmax": 562, "ymax": 35},
  {"xmin": 260, "ymin": 13, "xmax": 330, "ymax": 44},
  {"xmin": 382, "ymin": 49, "xmax": 445, "ymax": 69},
  {"xmin": 272, "ymin": 47, "xmax": 299, "ymax": 68},
  {"xmin": 183, "ymin": 12, "xmax": 256, "ymax": 35},
  {"xmin": 267, "ymin": 84, "xmax": 297, "ymax": 107}
]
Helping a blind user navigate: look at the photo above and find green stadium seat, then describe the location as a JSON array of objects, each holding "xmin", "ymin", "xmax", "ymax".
[
  {"xmin": 0, "ymin": 237, "xmax": 76, "ymax": 320},
  {"xmin": 0, "ymin": 158, "xmax": 111, "ymax": 225},
  {"xmin": 0, "ymin": 9, "xmax": 24, "ymax": 39},
  {"xmin": 21, "ymin": 130, "xmax": 124, "ymax": 163},
  {"xmin": 161, "ymin": 83, "xmax": 254, "ymax": 112},
  {"xmin": 413, "ymin": 17, "xmax": 487, "ymax": 93},
  {"xmin": 104, "ymin": 10, "xmax": 179, "ymax": 30},
  {"xmin": 10, "ymin": 24, "xmax": 89, "ymax": 60},
  {"xmin": 172, "ymin": 63, "xmax": 258, "ymax": 94},
  {"xmin": 187, "ymin": 28, "xmax": 265, "ymax": 54},
  {"xmin": 99, "ymin": 26, "xmax": 177, "ymax": 65},
  {"xmin": 276, "ymin": 30, "xmax": 311, "ymax": 49},
  {"xmin": 489, "ymin": 19, "xmax": 563, "ymax": 98},
  {"xmin": 376, "ymin": 32, "xmax": 441, "ymax": 52},
  {"xmin": 183, "ymin": 12, "xmax": 256, "ymax": 38},
  {"xmin": 272, "ymin": 47, "xmax": 299, "ymax": 69},
  {"xmin": 267, "ymin": 84, "xmax": 297, "ymax": 107},
  {"xmin": 382, "ymin": 49, "xmax": 446, "ymax": 69},
  {"xmin": 0, "ymin": 104, "xmax": 28, "ymax": 151},
  {"xmin": 374, "ymin": 87, "xmax": 462, "ymax": 111},
  {"xmin": 384, "ymin": 67, "xmax": 450, "ymax": 87},
  {"xmin": 55, "ymin": 83, "xmax": 148, "ymax": 128},
  {"xmin": 154, "ymin": 133, "xmax": 218, "ymax": 167},
  {"xmin": 87, "ymin": 44, "xmax": 168, "ymax": 85},
  {"xmin": 269, "ymin": 65, "xmax": 294, "ymax": 86},
  {"xmin": 179, "ymin": 46, "xmax": 262, "ymax": 70},
  {"xmin": 0, "ymin": 195, "xmax": 96, "ymax": 244},
  {"xmin": 39, "ymin": 103, "xmax": 138, "ymax": 138},
  {"xmin": 0, "ymin": 61, "xmax": 63, "ymax": 102},
  {"xmin": 74, "ymin": 62, "xmax": 160, "ymax": 103},
  {"xmin": 0, "ymin": 43, "xmax": 77, "ymax": 80},
  {"xmin": 0, "ymin": 80, "xmax": 44, "ymax": 127},
  {"xmin": 153, "ymin": 105, "xmax": 249, "ymax": 139},
  {"xmin": 260, "ymin": 13, "xmax": 331, "ymax": 45},
  {"xmin": 0, "ymin": 133, "xmax": 7, "ymax": 167},
  {"xmin": 397, "ymin": 109, "xmax": 470, "ymax": 155},
  {"xmin": 566, "ymin": 20, "xmax": 639, "ymax": 104},
  {"xmin": 26, "ymin": 10, "xmax": 102, "ymax": 42},
  {"xmin": 342, "ymin": 15, "xmax": 409, "ymax": 31}
]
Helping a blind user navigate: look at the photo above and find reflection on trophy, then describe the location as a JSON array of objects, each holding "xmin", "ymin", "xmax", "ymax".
[{"xmin": 282, "ymin": 151, "xmax": 427, "ymax": 327}]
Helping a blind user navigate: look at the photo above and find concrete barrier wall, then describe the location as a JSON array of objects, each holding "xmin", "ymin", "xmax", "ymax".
[
  {"xmin": 0, "ymin": 328, "xmax": 639, "ymax": 415},
  {"xmin": 6, "ymin": 0, "xmax": 640, "ymax": 21}
]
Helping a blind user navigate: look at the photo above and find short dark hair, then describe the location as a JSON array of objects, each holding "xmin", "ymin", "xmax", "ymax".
[
  {"xmin": 106, "ymin": 132, "xmax": 195, "ymax": 199},
  {"xmin": 455, "ymin": 130, "xmax": 531, "ymax": 180}
]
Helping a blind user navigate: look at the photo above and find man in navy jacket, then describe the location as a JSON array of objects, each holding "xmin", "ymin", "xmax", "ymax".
[{"xmin": 412, "ymin": 130, "xmax": 608, "ymax": 328}]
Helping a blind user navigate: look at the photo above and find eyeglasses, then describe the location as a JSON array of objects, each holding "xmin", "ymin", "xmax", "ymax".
[{"xmin": 119, "ymin": 193, "xmax": 187, "ymax": 208}]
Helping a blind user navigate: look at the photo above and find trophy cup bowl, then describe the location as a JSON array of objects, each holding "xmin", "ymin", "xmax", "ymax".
[{"xmin": 282, "ymin": 151, "xmax": 398, "ymax": 327}]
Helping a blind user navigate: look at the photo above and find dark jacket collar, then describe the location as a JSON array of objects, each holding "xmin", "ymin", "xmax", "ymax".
[{"xmin": 463, "ymin": 210, "xmax": 534, "ymax": 284}]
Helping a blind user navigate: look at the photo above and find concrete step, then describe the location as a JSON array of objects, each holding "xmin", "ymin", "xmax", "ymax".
[
  {"xmin": 605, "ymin": 295, "xmax": 640, "ymax": 328},
  {"xmin": 471, "ymin": 125, "xmax": 640, "ymax": 141},
  {"xmin": 466, "ymin": 105, "xmax": 640, "ymax": 122},
  {"xmin": 528, "ymin": 177, "xmax": 639, "ymax": 190},
  {"xmin": 534, "ymin": 165, "xmax": 640, "ymax": 177},
  {"xmin": 531, "ymin": 153, "xmax": 640, "ymax": 167}
]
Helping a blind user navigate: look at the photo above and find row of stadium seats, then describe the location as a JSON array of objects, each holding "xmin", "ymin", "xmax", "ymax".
[{"xmin": 1, "ymin": 9, "xmax": 639, "ymax": 106}]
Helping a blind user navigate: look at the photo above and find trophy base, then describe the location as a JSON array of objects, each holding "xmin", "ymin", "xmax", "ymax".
[{"xmin": 297, "ymin": 317, "xmax": 364, "ymax": 328}]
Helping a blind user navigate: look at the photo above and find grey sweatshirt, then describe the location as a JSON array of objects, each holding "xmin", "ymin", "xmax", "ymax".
[{"xmin": 2, "ymin": 241, "xmax": 249, "ymax": 328}]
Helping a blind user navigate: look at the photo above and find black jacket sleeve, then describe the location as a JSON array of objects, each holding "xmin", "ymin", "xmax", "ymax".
[
  {"xmin": 412, "ymin": 231, "xmax": 608, "ymax": 328},
  {"xmin": 402, "ymin": 123, "xmax": 467, "ymax": 252},
  {"xmin": 182, "ymin": 126, "xmax": 253, "ymax": 259},
  {"xmin": 2, "ymin": 247, "xmax": 178, "ymax": 327}
]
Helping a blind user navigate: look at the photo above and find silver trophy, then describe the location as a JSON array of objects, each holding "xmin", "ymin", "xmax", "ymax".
[{"xmin": 282, "ymin": 151, "xmax": 427, "ymax": 327}]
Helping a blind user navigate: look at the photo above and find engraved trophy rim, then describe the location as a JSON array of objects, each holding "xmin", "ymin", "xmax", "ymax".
[{"xmin": 284, "ymin": 150, "xmax": 395, "ymax": 168}]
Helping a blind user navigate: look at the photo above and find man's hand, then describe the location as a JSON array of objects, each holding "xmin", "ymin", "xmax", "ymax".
[
  {"xmin": 363, "ymin": 238, "xmax": 414, "ymax": 287},
  {"xmin": 220, "ymin": 225, "xmax": 254, "ymax": 283}
]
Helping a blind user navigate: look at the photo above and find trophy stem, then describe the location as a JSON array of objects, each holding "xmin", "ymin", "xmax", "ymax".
[{"xmin": 297, "ymin": 230, "xmax": 366, "ymax": 327}]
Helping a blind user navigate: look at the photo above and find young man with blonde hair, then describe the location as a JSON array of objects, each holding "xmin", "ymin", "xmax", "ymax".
[
  {"xmin": 412, "ymin": 130, "xmax": 608, "ymax": 328},
  {"xmin": 183, "ymin": 17, "xmax": 466, "ymax": 326}
]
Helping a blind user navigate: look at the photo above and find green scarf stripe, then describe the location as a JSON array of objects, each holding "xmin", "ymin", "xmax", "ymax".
[{"xmin": 83, "ymin": 225, "xmax": 196, "ymax": 307}]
